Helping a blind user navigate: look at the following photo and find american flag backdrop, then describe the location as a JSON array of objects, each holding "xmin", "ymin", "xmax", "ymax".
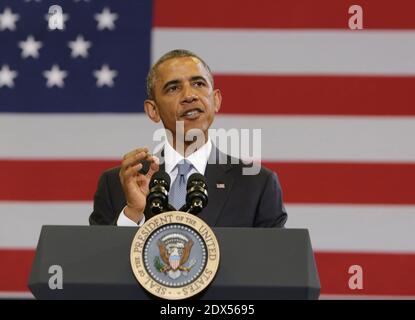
[{"xmin": 1, "ymin": 0, "xmax": 415, "ymax": 299}]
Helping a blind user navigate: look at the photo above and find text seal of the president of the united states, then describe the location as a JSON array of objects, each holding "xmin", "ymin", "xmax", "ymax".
[{"xmin": 130, "ymin": 211, "xmax": 220, "ymax": 300}]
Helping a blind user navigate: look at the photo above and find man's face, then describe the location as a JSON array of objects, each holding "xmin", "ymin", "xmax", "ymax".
[{"xmin": 146, "ymin": 57, "xmax": 221, "ymax": 142}]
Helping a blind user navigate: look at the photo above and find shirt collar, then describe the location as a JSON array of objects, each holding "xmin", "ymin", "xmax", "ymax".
[{"xmin": 164, "ymin": 138, "xmax": 212, "ymax": 175}]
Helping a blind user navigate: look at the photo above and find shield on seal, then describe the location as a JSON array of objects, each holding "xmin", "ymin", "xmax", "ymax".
[{"xmin": 169, "ymin": 248, "xmax": 181, "ymax": 270}]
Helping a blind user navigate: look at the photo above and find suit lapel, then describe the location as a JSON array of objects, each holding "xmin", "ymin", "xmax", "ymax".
[{"xmin": 198, "ymin": 147, "xmax": 234, "ymax": 226}]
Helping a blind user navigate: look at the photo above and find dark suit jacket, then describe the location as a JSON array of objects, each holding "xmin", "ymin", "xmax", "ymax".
[{"xmin": 89, "ymin": 147, "xmax": 287, "ymax": 227}]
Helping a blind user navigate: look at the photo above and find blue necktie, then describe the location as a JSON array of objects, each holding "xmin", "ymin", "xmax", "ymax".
[{"xmin": 169, "ymin": 160, "xmax": 193, "ymax": 210}]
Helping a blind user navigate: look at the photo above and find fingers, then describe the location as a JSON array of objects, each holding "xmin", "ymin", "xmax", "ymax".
[
  {"xmin": 146, "ymin": 155, "xmax": 160, "ymax": 178},
  {"xmin": 122, "ymin": 147, "xmax": 149, "ymax": 160},
  {"xmin": 121, "ymin": 147, "xmax": 149, "ymax": 171},
  {"xmin": 124, "ymin": 162, "xmax": 143, "ymax": 178},
  {"xmin": 120, "ymin": 148, "xmax": 160, "ymax": 182}
]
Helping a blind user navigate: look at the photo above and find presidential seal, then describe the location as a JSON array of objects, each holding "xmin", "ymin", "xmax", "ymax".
[{"xmin": 130, "ymin": 211, "xmax": 220, "ymax": 300}]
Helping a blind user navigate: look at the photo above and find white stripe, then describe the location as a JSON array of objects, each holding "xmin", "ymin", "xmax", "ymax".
[
  {"xmin": 1, "ymin": 202, "xmax": 415, "ymax": 252},
  {"xmin": 214, "ymin": 115, "xmax": 415, "ymax": 162},
  {"xmin": 0, "ymin": 202, "xmax": 90, "ymax": 248},
  {"xmin": 286, "ymin": 204, "xmax": 415, "ymax": 253},
  {"xmin": 0, "ymin": 114, "xmax": 162, "ymax": 160},
  {"xmin": 153, "ymin": 29, "xmax": 415, "ymax": 75},
  {"xmin": 2, "ymin": 114, "xmax": 415, "ymax": 162}
]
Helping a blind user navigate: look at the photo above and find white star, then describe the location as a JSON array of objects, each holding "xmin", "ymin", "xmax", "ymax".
[
  {"xmin": 0, "ymin": 65, "xmax": 18, "ymax": 88},
  {"xmin": 94, "ymin": 7, "xmax": 118, "ymax": 31},
  {"xmin": 93, "ymin": 64, "xmax": 118, "ymax": 87},
  {"xmin": 18, "ymin": 35, "xmax": 43, "ymax": 59},
  {"xmin": 44, "ymin": 12, "xmax": 69, "ymax": 30},
  {"xmin": 43, "ymin": 64, "xmax": 68, "ymax": 88},
  {"xmin": 68, "ymin": 35, "xmax": 92, "ymax": 58},
  {"xmin": 0, "ymin": 7, "xmax": 20, "ymax": 31}
]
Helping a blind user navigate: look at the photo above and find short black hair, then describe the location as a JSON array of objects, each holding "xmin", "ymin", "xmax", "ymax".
[{"xmin": 146, "ymin": 49, "xmax": 214, "ymax": 100}]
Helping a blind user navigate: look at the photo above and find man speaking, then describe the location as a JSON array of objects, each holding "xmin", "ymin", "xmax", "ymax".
[{"xmin": 89, "ymin": 49, "xmax": 287, "ymax": 227}]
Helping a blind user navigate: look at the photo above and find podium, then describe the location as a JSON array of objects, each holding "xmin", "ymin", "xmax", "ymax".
[{"xmin": 28, "ymin": 226, "xmax": 320, "ymax": 299}]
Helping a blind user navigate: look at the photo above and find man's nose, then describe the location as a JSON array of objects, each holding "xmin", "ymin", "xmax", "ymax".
[{"xmin": 181, "ymin": 84, "xmax": 198, "ymax": 104}]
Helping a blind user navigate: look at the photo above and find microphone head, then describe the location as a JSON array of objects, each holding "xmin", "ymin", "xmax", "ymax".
[
  {"xmin": 187, "ymin": 173, "xmax": 206, "ymax": 189},
  {"xmin": 149, "ymin": 171, "xmax": 171, "ymax": 191},
  {"xmin": 185, "ymin": 173, "xmax": 208, "ymax": 214},
  {"xmin": 147, "ymin": 171, "xmax": 171, "ymax": 214}
]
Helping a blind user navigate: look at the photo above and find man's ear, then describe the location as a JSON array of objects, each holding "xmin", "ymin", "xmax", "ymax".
[
  {"xmin": 213, "ymin": 89, "xmax": 222, "ymax": 113},
  {"xmin": 144, "ymin": 100, "xmax": 161, "ymax": 123}
]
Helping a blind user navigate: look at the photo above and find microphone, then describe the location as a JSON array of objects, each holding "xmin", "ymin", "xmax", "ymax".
[
  {"xmin": 146, "ymin": 171, "xmax": 171, "ymax": 215},
  {"xmin": 180, "ymin": 173, "xmax": 208, "ymax": 214}
]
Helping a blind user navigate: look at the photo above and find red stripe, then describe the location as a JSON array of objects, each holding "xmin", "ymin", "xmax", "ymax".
[
  {"xmin": 2, "ymin": 249, "xmax": 415, "ymax": 296},
  {"xmin": 154, "ymin": 0, "xmax": 415, "ymax": 29},
  {"xmin": 264, "ymin": 162, "xmax": 415, "ymax": 205},
  {"xmin": 0, "ymin": 249, "xmax": 35, "ymax": 292},
  {"xmin": 1, "ymin": 160, "xmax": 415, "ymax": 204},
  {"xmin": 215, "ymin": 75, "xmax": 415, "ymax": 116},
  {"xmin": 315, "ymin": 251, "xmax": 415, "ymax": 296}
]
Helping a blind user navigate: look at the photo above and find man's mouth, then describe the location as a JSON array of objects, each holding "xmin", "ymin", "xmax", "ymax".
[{"xmin": 180, "ymin": 108, "xmax": 204, "ymax": 119}]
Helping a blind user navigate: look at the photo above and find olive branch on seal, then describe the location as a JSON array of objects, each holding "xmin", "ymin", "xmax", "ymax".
[{"xmin": 154, "ymin": 256, "xmax": 165, "ymax": 272}]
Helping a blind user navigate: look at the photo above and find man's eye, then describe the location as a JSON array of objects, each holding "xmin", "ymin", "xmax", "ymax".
[
  {"xmin": 193, "ymin": 81, "xmax": 205, "ymax": 87},
  {"xmin": 167, "ymin": 86, "xmax": 178, "ymax": 92}
]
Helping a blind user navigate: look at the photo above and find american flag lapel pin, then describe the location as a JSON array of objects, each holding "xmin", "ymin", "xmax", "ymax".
[{"xmin": 216, "ymin": 183, "xmax": 226, "ymax": 189}]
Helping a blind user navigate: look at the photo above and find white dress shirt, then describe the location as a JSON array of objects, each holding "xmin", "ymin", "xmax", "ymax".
[{"xmin": 117, "ymin": 138, "xmax": 212, "ymax": 226}]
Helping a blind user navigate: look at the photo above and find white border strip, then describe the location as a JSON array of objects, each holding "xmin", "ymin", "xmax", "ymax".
[
  {"xmin": 320, "ymin": 294, "xmax": 415, "ymax": 300},
  {"xmin": 0, "ymin": 292, "xmax": 413, "ymax": 300},
  {"xmin": 0, "ymin": 291, "xmax": 34, "ymax": 299}
]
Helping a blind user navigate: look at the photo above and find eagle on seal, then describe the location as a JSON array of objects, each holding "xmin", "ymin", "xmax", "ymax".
[{"xmin": 157, "ymin": 239, "xmax": 194, "ymax": 273}]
